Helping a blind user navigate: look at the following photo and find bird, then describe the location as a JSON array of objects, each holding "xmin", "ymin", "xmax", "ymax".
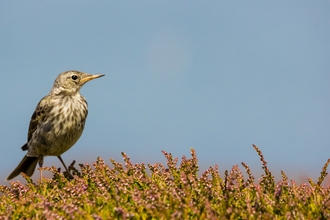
[{"xmin": 6, "ymin": 70, "xmax": 105, "ymax": 181}]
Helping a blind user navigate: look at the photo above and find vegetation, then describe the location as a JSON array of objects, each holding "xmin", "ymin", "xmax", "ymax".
[{"xmin": 1, "ymin": 145, "xmax": 329, "ymax": 219}]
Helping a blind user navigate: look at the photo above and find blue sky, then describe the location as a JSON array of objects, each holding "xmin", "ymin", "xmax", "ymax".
[{"xmin": 1, "ymin": 1, "xmax": 329, "ymax": 183}]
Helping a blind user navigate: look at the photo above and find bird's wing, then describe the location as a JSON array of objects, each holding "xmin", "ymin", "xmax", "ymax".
[{"xmin": 26, "ymin": 96, "xmax": 53, "ymax": 142}]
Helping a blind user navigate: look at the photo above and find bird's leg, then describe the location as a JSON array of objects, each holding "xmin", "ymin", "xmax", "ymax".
[
  {"xmin": 38, "ymin": 156, "xmax": 44, "ymax": 182},
  {"xmin": 57, "ymin": 156, "xmax": 74, "ymax": 179}
]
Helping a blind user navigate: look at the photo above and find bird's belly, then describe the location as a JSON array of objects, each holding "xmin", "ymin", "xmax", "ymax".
[
  {"xmin": 52, "ymin": 126, "xmax": 84, "ymax": 155},
  {"xmin": 27, "ymin": 110, "xmax": 86, "ymax": 156}
]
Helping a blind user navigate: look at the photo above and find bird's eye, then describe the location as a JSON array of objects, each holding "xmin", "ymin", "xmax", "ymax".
[{"xmin": 71, "ymin": 75, "xmax": 78, "ymax": 80}]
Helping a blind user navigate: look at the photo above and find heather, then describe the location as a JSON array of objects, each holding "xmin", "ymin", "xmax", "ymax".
[{"xmin": 1, "ymin": 145, "xmax": 330, "ymax": 219}]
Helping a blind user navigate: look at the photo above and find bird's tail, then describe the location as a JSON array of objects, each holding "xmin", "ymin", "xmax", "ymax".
[{"xmin": 6, "ymin": 156, "xmax": 39, "ymax": 180}]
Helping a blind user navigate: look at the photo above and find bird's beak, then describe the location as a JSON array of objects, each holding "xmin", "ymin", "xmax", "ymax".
[{"xmin": 80, "ymin": 74, "xmax": 105, "ymax": 84}]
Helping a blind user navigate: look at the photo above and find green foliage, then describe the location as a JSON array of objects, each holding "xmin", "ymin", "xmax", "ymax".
[{"xmin": 1, "ymin": 145, "xmax": 330, "ymax": 219}]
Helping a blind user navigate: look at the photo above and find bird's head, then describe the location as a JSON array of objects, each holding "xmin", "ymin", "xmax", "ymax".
[{"xmin": 51, "ymin": 70, "xmax": 105, "ymax": 95}]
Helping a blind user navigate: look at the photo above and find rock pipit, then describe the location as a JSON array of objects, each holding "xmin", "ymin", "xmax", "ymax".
[{"xmin": 6, "ymin": 70, "xmax": 104, "ymax": 180}]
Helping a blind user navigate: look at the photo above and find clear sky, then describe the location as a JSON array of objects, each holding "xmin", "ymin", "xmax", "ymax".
[{"xmin": 1, "ymin": 1, "xmax": 329, "ymax": 183}]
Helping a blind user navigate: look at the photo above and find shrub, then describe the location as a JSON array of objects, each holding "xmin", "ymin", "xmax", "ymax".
[{"xmin": 1, "ymin": 145, "xmax": 329, "ymax": 219}]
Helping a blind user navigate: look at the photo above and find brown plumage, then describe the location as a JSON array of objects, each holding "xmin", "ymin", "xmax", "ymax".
[{"xmin": 6, "ymin": 70, "xmax": 104, "ymax": 180}]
